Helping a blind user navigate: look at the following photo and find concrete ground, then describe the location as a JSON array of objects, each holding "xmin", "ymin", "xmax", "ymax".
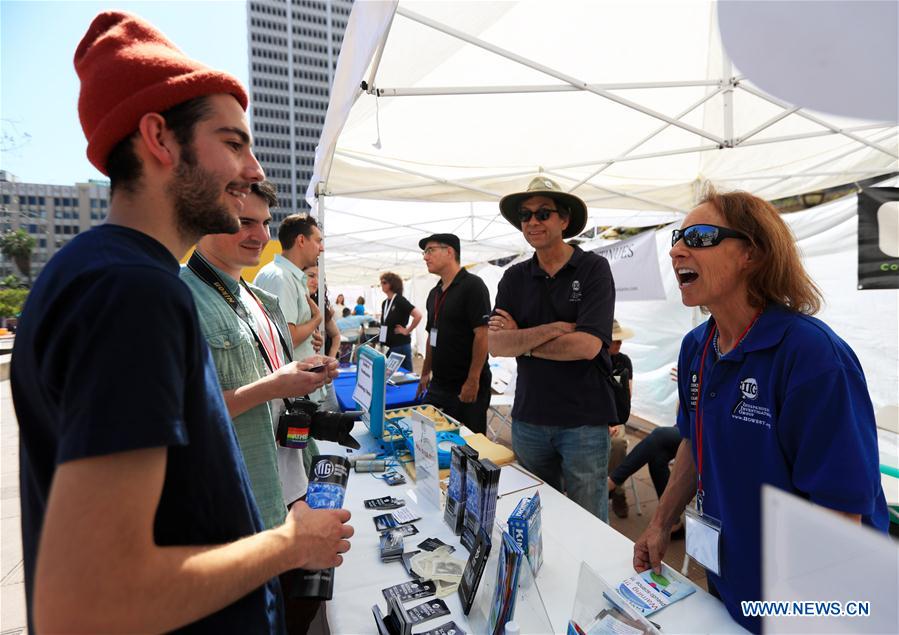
[{"xmin": 1, "ymin": 379, "xmax": 26, "ymax": 635}]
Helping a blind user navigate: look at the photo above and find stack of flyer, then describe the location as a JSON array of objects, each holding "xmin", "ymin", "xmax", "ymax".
[
  {"xmin": 487, "ymin": 531, "xmax": 525, "ymax": 635},
  {"xmin": 507, "ymin": 492, "xmax": 543, "ymax": 574},
  {"xmin": 460, "ymin": 458, "xmax": 500, "ymax": 551},
  {"xmin": 616, "ymin": 564, "xmax": 696, "ymax": 617},
  {"xmin": 444, "ymin": 445, "xmax": 479, "ymax": 535}
]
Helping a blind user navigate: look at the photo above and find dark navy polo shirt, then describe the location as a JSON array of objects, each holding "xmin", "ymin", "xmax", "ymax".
[
  {"xmin": 425, "ymin": 268, "xmax": 491, "ymax": 391},
  {"xmin": 494, "ymin": 246, "xmax": 617, "ymax": 427},
  {"xmin": 12, "ymin": 225, "xmax": 283, "ymax": 634},
  {"xmin": 676, "ymin": 303, "xmax": 888, "ymax": 633}
]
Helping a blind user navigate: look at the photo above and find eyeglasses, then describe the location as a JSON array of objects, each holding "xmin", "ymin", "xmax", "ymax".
[
  {"xmin": 517, "ymin": 207, "xmax": 558, "ymax": 223},
  {"xmin": 671, "ymin": 224, "xmax": 749, "ymax": 248},
  {"xmin": 422, "ymin": 246, "xmax": 449, "ymax": 256}
]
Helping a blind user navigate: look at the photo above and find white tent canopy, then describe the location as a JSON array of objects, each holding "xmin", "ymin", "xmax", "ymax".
[
  {"xmin": 311, "ymin": 0, "xmax": 897, "ymax": 217},
  {"xmin": 321, "ymin": 195, "xmax": 679, "ymax": 283}
]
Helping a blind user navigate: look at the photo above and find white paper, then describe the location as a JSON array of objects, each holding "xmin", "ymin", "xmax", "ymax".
[
  {"xmin": 429, "ymin": 328, "xmax": 438, "ymax": 347},
  {"xmin": 352, "ymin": 354, "xmax": 374, "ymax": 412},
  {"xmin": 497, "ymin": 464, "xmax": 542, "ymax": 498},
  {"xmin": 379, "ymin": 324, "xmax": 388, "ymax": 343},
  {"xmin": 412, "ymin": 410, "xmax": 441, "ymax": 509}
]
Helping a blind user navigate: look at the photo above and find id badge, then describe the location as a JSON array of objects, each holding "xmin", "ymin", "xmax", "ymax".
[
  {"xmin": 379, "ymin": 325, "xmax": 388, "ymax": 343},
  {"xmin": 685, "ymin": 504, "xmax": 722, "ymax": 575},
  {"xmin": 429, "ymin": 328, "xmax": 438, "ymax": 348}
]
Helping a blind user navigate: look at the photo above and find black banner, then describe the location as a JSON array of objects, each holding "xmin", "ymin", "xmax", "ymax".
[{"xmin": 857, "ymin": 187, "xmax": 899, "ymax": 290}]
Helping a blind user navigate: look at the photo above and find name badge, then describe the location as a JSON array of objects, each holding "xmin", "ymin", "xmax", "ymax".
[
  {"xmin": 379, "ymin": 325, "xmax": 388, "ymax": 343},
  {"xmin": 429, "ymin": 328, "xmax": 438, "ymax": 348},
  {"xmin": 685, "ymin": 505, "xmax": 722, "ymax": 575}
]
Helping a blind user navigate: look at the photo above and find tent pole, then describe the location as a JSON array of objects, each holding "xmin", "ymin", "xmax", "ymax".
[
  {"xmin": 395, "ymin": 6, "xmax": 726, "ymax": 146},
  {"xmin": 374, "ymin": 79, "xmax": 726, "ymax": 96},
  {"xmin": 569, "ymin": 86, "xmax": 729, "ymax": 192},
  {"xmin": 738, "ymin": 83, "xmax": 898, "ymax": 159},
  {"xmin": 722, "ymin": 52, "xmax": 735, "ymax": 147},
  {"xmin": 754, "ymin": 129, "xmax": 898, "ymax": 195},
  {"xmin": 318, "ymin": 192, "xmax": 327, "ymax": 347}
]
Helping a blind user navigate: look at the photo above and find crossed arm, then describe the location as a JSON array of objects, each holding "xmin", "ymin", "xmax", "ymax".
[
  {"xmin": 487, "ymin": 309, "xmax": 603, "ymax": 361},
  {"xmin": 34, "ymin": 447, "xmax": 352, "ymax": 633}
]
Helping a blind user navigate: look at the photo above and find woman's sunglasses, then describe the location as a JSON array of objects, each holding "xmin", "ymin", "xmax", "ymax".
[
  {"xmin": 672, "ymin": 224, "xmax": 748, "ymax": 248},
  {"xmin": 517, "ymin": 207, "xmax": 558, "ymax": 223}
]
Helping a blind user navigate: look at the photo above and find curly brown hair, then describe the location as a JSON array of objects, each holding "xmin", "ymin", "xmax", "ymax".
[
  {"xmin": 379, "ymin": 271, "xmax": 403, "ymax": 296},
  {"xmin": 700, "ymin": 186, "xmax": 822, "ymax": 315}
]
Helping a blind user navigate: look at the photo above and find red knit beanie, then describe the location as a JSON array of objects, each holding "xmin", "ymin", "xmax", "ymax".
[{"xmin": 74, "ymin": 11, "xmax": 249, "ymax": 175}]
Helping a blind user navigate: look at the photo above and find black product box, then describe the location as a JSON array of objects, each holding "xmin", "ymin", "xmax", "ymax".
[
  {"xmin": 444, "ymin": 444, "xmax": 479, "ymax": 535},
  {"xmin": 459, "ymin": 458, "xmax": 500, "ymax": 551},
  {"xmin": 458, "ymin": 527, "xmax": 492, "ymax": 615}
]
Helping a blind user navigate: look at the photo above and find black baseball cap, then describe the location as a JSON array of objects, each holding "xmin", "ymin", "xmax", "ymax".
[{"xmin": 418, "ymin": 233, "xmax": 461, "ymax": 256}]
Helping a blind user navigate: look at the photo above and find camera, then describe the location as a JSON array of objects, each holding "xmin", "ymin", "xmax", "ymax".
[{"xmin": 276, "ymin": 398, "xmax": 361, "ymax": 450}]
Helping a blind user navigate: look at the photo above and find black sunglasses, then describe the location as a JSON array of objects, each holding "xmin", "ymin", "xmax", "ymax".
[
  {"xmin": 517, "ymin": 207, "xmax": 558, "ymax": 223},
  {"xmin": 672, "ymin": 224, "xmax": 749, "ymax": 248}
]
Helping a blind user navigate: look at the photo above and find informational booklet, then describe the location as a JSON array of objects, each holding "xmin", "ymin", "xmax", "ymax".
[
  {"xmin": 616, "ymin": 564, "xmax": 695, "ymax": 616},
  {"xmin": 385, "ymin": 352, "xmax": 405, "ymax": 381}
]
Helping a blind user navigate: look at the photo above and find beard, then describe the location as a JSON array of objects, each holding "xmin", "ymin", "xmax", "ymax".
[{"xmin": 168, "ymin": 149, "xmax": 240, "ymax": 242}]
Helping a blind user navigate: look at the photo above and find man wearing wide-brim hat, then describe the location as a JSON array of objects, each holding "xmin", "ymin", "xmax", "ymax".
[{"xmin": 488, "ymin": 176, "xmax": 618, "ymax": 522}]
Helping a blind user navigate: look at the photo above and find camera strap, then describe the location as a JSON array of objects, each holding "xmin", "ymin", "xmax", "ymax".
[{"xmin": 187, "ymin": 251, "xmax": 295, "ymax": 411}]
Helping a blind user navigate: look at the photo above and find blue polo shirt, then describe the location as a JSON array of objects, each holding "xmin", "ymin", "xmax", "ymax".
[
  {"xmin": 676, "ymin": 303, "xmax": 888, "ymax": 633},
  {"xmin": 494, "ymin": 246, "xmax": 617, "ymax": 427}
]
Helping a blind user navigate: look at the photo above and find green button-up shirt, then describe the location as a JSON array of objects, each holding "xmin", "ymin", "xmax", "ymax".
[
  {"xmin": 181, "ymin": 262, "xmax": 289, "ymax": 529},
  {"xmin": 253, "ymin": 254, "xmax": 324, "ymax": 403}
]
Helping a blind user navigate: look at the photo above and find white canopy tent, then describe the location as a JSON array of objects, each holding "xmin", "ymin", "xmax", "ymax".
[
  {"xmin": 307, "ymin": 0, "xmax": 898, "ymax": 428},
  {"xmin": 310, "ymin": 0, "xmax": 896, "ymax": 274}
]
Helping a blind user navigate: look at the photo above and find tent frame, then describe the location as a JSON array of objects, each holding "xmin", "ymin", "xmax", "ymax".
[{"xmin": 316, "ymin": 3, "xmax": 896, "ymax": 211}]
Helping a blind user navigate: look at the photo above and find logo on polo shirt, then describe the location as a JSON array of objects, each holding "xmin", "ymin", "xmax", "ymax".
[
  {"xmin": 689, "ymin": 371, "xmax": 699, "ymax": 411},
  {"xmin": 739, "ymin": 377, "xmax": 758, "ymax": 400},
  {"xmin": 569, "ymin": 279, "xmax": 582, "ymax": 302},
  {"xmin": 732, "ymin": 376, "xmax": 772, "ymax": 429}
]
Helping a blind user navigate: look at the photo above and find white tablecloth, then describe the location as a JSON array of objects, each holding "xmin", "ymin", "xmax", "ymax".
[{"xmin": 318, "ymin": 423, "xmax": 745, "ymax": 634}]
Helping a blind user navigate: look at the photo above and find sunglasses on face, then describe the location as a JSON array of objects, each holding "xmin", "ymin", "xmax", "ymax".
[
  {"xmin": 517, "ymin": 207, "xmax": 558, "ymax": 223},
  {"xmin": 671, "ymin": 224, "xmax": 749, "ymax": 248}
]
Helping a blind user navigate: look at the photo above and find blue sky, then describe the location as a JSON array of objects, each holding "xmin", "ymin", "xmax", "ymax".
[{"xmin": 1, "ymin": 0, "xmax": 249, "ymax": 185}]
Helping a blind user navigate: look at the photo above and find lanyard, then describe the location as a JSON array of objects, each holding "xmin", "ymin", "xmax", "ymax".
[
  {"xmin": 432, "ymin": 286, "xmax": 451, "ymax": 325},
  {"xmin": 694, "ymin": 309, "xmax": 762, "ymax": 514},
  {"xmin": 187, "ymin": 252, "xmax": 296, "ymax": 406},
  {"xmin": 382, "ymin": 295, "xmax": 396, "ymax": 322},
  {"xmin": 247, "ymin": 290, "xmax": 283, "ymax": 371}
]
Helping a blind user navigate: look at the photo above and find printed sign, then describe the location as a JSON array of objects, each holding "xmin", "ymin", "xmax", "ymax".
[
  {"xmin": 352, "ymin": 353, "xmax": 374, "ymax": 411},
  {"xmin": 858, "ymin": 187, "xmax": 899, "ymax": 290},
  {"xmin": 593, "ymin": 229, "xmax": 666, "ymax": 301}
]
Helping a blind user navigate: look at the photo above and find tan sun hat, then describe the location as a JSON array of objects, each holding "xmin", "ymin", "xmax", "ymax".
[
  {"xmin": 612, "ymin": 319, "xmax": 635, "ymax": 341},
  {"xmin": 499, "ymin": 176, "xmax": 588, "ymax": 239}
]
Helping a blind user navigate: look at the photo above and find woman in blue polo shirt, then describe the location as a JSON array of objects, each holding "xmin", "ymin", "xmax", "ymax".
[{"xmin": 633, "ymin": 188, "xmax": 888, "ymax": 633}]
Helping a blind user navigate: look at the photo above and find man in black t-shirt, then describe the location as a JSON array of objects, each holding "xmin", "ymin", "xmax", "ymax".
[
  {"xmin": 11, "ymin": 12, "xmax": 352, "ymax": 633},
  {"xmin": 378, "ymin": 271, "xmax": 423, "ymax": 372},
  {"xmin": 489, "ymin": 177, "xmax": 616, "ymax": 522},
  {"xmin": 415, "ymin": 233, "xmax": 492, "ymax": 433}
]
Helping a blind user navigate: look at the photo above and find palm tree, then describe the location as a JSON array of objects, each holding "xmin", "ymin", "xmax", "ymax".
[{"xmin": 0, "ymin": 229, "xmax": 36, "ymax": 285}]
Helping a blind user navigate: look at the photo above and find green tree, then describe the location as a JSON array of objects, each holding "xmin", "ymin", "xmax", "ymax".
[
  {"xmin": 0, "ymin": 229, "xmax": 36, "ymax": 284},
  {"xmin": 0, "ymin": 288, "xmax": 28, "ymax": 318}
]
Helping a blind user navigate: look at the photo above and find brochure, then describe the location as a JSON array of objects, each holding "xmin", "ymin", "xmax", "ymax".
[{"xmin": 616, "ymin": 564, "xmax": 696, "ymax": 617}]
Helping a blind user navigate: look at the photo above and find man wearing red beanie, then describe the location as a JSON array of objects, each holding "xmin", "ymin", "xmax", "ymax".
[{"xmin": 11, "ymin": 12, "xmax": 353, "ymax": 634}]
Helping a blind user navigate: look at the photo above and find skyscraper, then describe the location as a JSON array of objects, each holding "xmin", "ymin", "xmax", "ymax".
[{"xmin": 247, "ymin": 0, "xmax": 353, "ymax": 232}]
